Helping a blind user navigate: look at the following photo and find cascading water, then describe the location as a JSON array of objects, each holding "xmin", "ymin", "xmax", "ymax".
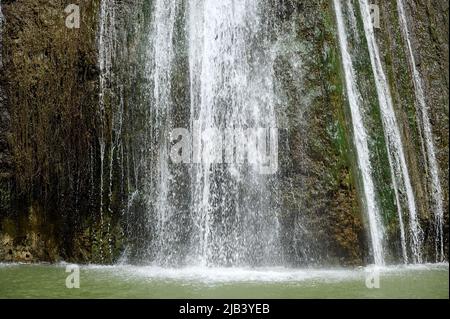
[
  {"xmin": 98, "ymin": 0, "xmax": 117, "ymax": 260},
  {"xmin": 187, "ymin": 0, "xmax": 279, "ymax": 266},
  {"xmin": 334, "ymin": 0, "xmax": 385, "ymax": 266},
  {"xmin": 359, "ymin": 0, "xmax": 423, "ymax": 263},
  {"xmin": 145, "ymin": 0, "xmax": 280, "ymax": 267},
  {"xmin": 147, "ymin": 0, "xmax": 179, "ymax": 264},
  {"xmin": 396, "ymin": 0, "xmax": 445, "ymax": 262},
  {"xmin": 99, "ymin": 0, "xmax": 447, "ymax": 267}
]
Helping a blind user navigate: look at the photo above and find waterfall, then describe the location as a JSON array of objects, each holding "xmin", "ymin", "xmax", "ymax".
[
  {"xmin": 359, "ymin": 0, "xmax": 423, "ymax": 263},
  {"xmin": 111, "ymin": 0, "xmax": 445, "ymax": 266},
  {"xmin": 148, "ymin": 0, "xmax": 178, "ymax": 264},
  {"xmin": 98, "ymin": 0, "xmax": 117, "ymax": 260},
  {"xmin": 144, "ymin": 0, "xmax": 280, "ymax": 266},
  {"xmin": 334, "ymin": 0, "xmax": 385, "ymax": 265},
  {"xmin": 187, "ymin": 0, "xmax": 279, "ymax": 266},
  {"xmin": 396, "ymin": 0, "xmax": 445, "ymax": 262}
]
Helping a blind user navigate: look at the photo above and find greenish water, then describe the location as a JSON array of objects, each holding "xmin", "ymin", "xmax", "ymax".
[{"xmin": 0, "ymin": 263, "xmax": 448, "ymax": 298}]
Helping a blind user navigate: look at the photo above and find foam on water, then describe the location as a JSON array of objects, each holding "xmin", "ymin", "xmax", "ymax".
[{"xmin": 79, "ymin": 263, "xmax": 449, "ymax": 284}]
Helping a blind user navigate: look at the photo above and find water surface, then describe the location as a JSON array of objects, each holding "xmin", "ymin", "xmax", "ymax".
[{"xmin": 0, "ymin": 263, "xmax": 448, "ymax": 298}]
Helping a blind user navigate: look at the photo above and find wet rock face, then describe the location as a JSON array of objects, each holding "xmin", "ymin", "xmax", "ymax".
[
  {"xmin": 273, "ymin": 1, "xmax": 367, "ymax": 266},
  {"xmin": 0, "ymin": 0, "xmax": 117, "ymax": 263},
  {"xmin": 0, "ymin": 204, "xmax": 59, "ymax": 262},
  {"xmin": 374, "ymin": 0, "xmax": 449, "ymax": 260},
  {"xmin": 409, "ymin": 0, "xmax": 449, "ymax": 257}
]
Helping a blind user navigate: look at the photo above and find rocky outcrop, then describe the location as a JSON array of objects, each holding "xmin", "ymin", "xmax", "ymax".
[
  {"xmin": 0, "ymin": 0, "xmax": 124, "ymax": 263},
  {"xmin": 375, "ymin": 0, "xmax": 449, "ymax": 260}
]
